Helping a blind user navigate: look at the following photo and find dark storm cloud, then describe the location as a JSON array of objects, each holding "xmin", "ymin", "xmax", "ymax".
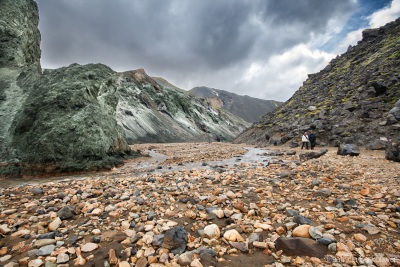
[{"xmin": 35, "ymin": 0, "xmax": 358, "ymax": 100}]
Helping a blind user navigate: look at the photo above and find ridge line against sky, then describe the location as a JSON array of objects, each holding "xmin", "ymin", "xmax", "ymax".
[{"xmin": 36, "ymin": 0, "xmax": 400, "ymax": 101}]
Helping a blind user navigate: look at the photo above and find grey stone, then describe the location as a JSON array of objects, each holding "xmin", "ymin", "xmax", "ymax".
[
  {"xmin": 31, "ymin": 187, "xmax": 43, "ymax": 195},
  {"xmin": 36, "ymin": 244, "xmax": 55, "ymax": 256},
  {"xmin": 365, "ymin": 139, "xmax": 388, "ymax": 150},
  {"xmin": 57, "ymin": 206, "xmax": 74, "ymax": 220},
  {"xmin": 152, "ymin": 234, "xmax": 165, "ymax": 247},
  {"xmin": 294, "ymin": 215, "xmax": 312, "ymax": 225},
  {"xmin": 299, "ymin": 149, "xmax": 328, "ymax": 161},
  {"xmin": 248, "ymin": 233, "xmax": 261, "ymax": 243},
  {"xmin": 229, "ymin": 241, "xmax": 249, "ymax": 253},
  {"xmin": 337, "ymin": 144, "xmax": 360, "ymax": 156},
  {"xmin": 317, "ymin": 237, "xmax": 335, "ymax": 246},
  {"xmin": 161, "ymin": 226, "xmax": 188, "ymax": 255},
  {"xmin": 386, "ymin": 142, "xmax": 400, "ymax": 162},
  {"xmin": 313, "ymin": 188, "xmax": 331, "ymax": 198}
]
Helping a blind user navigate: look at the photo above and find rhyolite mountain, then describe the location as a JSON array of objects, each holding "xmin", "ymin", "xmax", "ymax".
[
  {"xmin": 236, "ymin": 17, "xmax": 400, "ymax": 147},
  {"xmin": 0, "ymin": 0, "xmax": 249, "ymax": 176},
  {"xmin": 189, "ymin": 87, "xmax": 282, "ymax": 123},
  {"xmin": 116, "ymin": 69, "xmax": 250, "ymax": 144}
]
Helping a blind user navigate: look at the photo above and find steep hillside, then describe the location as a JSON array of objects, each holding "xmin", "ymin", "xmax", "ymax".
[
  {"xmin": 236, "ymin": 18, "xmax": 400, "ymax": 146},
  {"xmin": 0, "ymin": 0, "xmax": 249, "ymax": 176},
  {"xmin": 190, "ymin": 86, "xmax": 282, "ymax": 122},
  {"xmin": 116, "ymin": 69, "xmax": 250, "ymax": 143}
]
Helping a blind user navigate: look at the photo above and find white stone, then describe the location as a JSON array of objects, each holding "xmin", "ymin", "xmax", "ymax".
[
  {"xmin": 203, "ymin": 224, "xmax": 220, "ymax": 239},
  {"xmin": 48, "ymin": 217, "xmax": 62, "ymax": 231},
  {"xmin": 81, "ymin": 243, "xmax": 98, "ymax": 252}
]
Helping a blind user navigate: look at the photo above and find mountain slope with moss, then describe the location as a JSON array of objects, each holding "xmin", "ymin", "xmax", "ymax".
[{"xmin": 236, "ymin": 18, "xmax": 400, "ymax": 146}]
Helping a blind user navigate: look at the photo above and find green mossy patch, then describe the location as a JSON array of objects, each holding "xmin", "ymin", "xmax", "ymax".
[{"xmin": 8, "ymin": 64, "xmax": 131, "ymax": 175}]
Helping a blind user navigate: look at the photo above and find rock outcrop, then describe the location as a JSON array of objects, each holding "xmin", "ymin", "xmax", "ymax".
[
  {"xmin": 236, "ymin": 18, "xmax": 400, "ymax": 147},
  {"xmin": 0, "ymin": 0, "xmax": 249, "ymax": 176},
  {"xmin": 190, "ymin": 86, "xmax": 282, "ymax": 123}
]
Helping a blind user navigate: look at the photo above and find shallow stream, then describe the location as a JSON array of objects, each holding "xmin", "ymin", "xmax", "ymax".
[{"xmin": 0, "ymin": 147, "xmax": 272, "ymax": 188}]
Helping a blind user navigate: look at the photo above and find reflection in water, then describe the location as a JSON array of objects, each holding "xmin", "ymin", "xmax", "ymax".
[{"xmin": 0, "ymin": 147, "xmax": 271, "ymax": 189}]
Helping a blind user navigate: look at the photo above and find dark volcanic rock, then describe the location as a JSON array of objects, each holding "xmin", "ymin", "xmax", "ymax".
[
  {"xmin": 299, "ymin": 149, "xmax": 328, "ymax": 161},
  {"xmin": 365, "ymin": 139, "xmax": 388, "ymax": 150},
  {"xmin": 294, "ymin": 215, "xmax": 312, "ymax": 225},
  {"xmin": 386, "ymin": 142, "xmax": 400, "ymax": 162},
  {"xmin": 161, "ymin": 226, "xmax": 188, "ymax": 255},
  {"xmin": 275, "ymin": 237, "xmax": 328, "ymax": 258},
  {"xmin": 337, "ymin": 144, "xmax": 360, "ymax": 156},
  {"xmin": 57, "ymin": 206, "xmax": 74, "ymax": 220}
]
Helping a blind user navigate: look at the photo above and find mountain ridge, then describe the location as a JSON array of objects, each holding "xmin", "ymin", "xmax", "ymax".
[{"xmin": 189, "ymin": 86, "xmax": 282, "ymax": 123}]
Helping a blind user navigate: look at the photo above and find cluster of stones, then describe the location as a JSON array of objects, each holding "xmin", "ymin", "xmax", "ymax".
[{"xmin": 0, "ymin": 148, "xmax": 399, "ymax": 267}]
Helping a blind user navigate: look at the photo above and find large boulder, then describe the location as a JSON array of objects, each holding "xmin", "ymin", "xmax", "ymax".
[
  {"xmin": 337, "ymin": 144, "xmax": 360, "ymax": 156},
  {"xmin": 8, "ymin": 64, "xmax": 131, "ymax": 174},
  {"xmin": 365, "ymin": 139, "xmax": 389, "ymax": 150},
  {"xmin": 387, "ymin": 99, "xmax": 400, "ymax": 125},
  {"xmin": 299, "ymin": 149, "xmax": 328, "ymax": 161},
  {"xmin": 386, "ymin": 142, "xmax": 400, "ymax": 162}
]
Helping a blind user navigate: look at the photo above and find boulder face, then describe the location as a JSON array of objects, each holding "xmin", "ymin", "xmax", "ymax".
[
  {"xmin": 8, "ymin": 64, "xmax": 131, "ymax": 174},
  {"xmin": 189, "ymin": 86, "xmax": 282, "ymax": 123},
  {"xmin": 0, "ymin": 0, "xmax": 249, "ymax": 176},
  {"xmin": 0, "ymin": 0, "xmax": 41, "ymax": 68},
  {"xmin": 236, "ymin": 18, "xmax": 400, "ymax": 147}
]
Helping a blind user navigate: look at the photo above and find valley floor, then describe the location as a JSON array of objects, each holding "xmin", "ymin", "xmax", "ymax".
[{"xmin": 0, "ymin": 143, "xmax": 399, "ymax": 267}]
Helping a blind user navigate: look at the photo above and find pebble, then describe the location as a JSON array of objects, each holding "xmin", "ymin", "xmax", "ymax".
[
  {"xmin": 48, "ymin": 217, "xmax": 62, "ymax": 231},
  {"xmin": 292, "ymin": 225, "xmax": 311, "ymax": 238},
  {"xmin": 0, "ymin": 144, "xmax": 398, "ymax": 267},
  {"xmin": 81, "ymin": 243, "xmax": 98, "ymax": 252},
  {"xmin": 56, "ymin": 253, "xmax": 69, "ymax": 264},
  {"xmin": 36, "ymin": 245, "xmax": 55, "ymax": 256},
  {"xmin": 28, "ymin": 259, "xmax": 43, "ymax": 267},
  {"xmin": 34, "ymin": 239, "xmax": 56, "ymax": 248},
  {"xmin": 223, "ymin": 229, "xmax": 244, "ymax": 242},
  {"xmin": 204, "ymin": 224, "xmax": 220, "ymax": 239},
  {"xmin": 0, "ymin": 255, "xmax": 12, "ymax": 262}
]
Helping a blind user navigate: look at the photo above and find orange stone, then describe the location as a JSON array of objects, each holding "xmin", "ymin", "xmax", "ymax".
[
  {"xmin": 360, "ymin": 188, "xmax": 370, "ymax": 196},
  {"xmin": 337, "ymin": 217, "xmax": 349, "ymax": 222}
]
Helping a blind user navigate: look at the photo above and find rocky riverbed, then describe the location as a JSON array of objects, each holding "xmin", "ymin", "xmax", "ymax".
[{"xmin": 0, "ymin": 142, "xmax": 399, "ymax": 267}]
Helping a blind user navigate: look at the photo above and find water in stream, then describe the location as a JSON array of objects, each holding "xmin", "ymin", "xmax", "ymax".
[{"xmin": 0, "ymin": 147, "xmax": 272, "ymax": 188}]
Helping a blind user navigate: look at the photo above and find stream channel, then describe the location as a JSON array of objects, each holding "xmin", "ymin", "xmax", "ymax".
[{"xmin": 0, "ymin": 147, "xmax": 273, "ymax": 188}]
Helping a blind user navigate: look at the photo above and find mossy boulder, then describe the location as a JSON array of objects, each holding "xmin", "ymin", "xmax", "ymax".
[{"xmin": 6, "ymin": 64, "xmax": 131, "ymax": 174}]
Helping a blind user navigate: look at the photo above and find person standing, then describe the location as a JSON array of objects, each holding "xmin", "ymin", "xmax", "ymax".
[
  {"xmin": 309, "ymin": 130, "xmax": 316, "ymax": 150},
  {"xmin": 301, "ymin": 131, "xmax": 309, "ymax": 150}
]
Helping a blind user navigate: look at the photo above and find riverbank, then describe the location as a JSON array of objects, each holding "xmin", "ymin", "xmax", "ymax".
[{"xmin": 0, "ymin": 143, "xmax": 399, "ymax": 267}]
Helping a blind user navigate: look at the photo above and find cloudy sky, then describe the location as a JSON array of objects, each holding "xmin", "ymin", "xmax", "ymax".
[{"xmin": 35, "ymin": 0, "xmax": 400, "ymax": 101}]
